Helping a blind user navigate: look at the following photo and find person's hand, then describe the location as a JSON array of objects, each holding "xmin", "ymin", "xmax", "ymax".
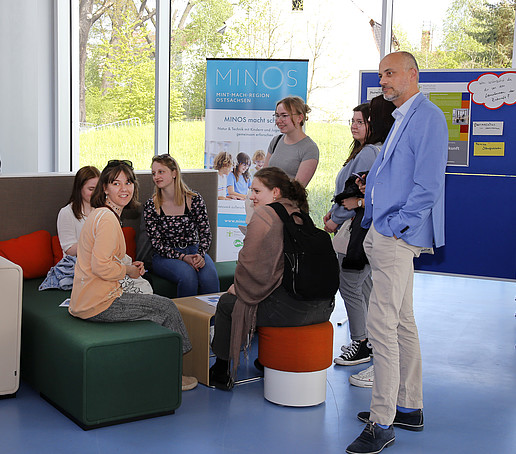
[
  {"xmin": 227, "ymin": 284, "xmax": 236, "ymax": 295},
  {"xmin": 342, "ymin": 197, "xmax": 361, "ymax": 210},
  {"xmin": 191, "ymin": 254, "xmax": 205, "ymax": 271},
  {"xmin": 323, "ymin": 211, "xmax": 331, "ymax": 224},
  {"xmin": 324, "ymin": 218, "xmax": 339, "ymax": 233},
  {"xmin": 126, "ymin": 264, "xmax": 142, "ymax": 279},
  {"xmin": 182, "ymin": 254, "xmax": 197, "ymax": 270},
  {"xmin": 132, "ymin": 261, "xmax": 145, "ymax": 276},
  {"xmin": 182, "ymin": 254, "xmax": 204, "ymax": 271},
  {"xmin": 355, "ymin": 175, "xmax": 366, "ymax": 194}
]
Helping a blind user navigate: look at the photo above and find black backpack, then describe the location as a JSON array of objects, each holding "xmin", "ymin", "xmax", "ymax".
[{"xmin": 268, "ymin": 202, "xmax": 339, "ymax": 300}]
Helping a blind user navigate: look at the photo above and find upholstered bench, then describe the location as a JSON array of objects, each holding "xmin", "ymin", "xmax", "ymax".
[
  {"xmin": 21, "ymin": 279, "xmax": 183, "ymax": 430},
  {"xmin": 257, "ymin": 322, "xmax": 334, "ymax": 407}
]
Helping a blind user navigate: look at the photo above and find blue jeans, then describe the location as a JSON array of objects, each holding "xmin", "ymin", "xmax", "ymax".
[{"xmin": 152, "ymin": 244, "xmax": 220, "ymax": 297}]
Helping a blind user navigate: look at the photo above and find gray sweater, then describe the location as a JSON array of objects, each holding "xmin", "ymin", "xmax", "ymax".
[{"xmin": 330, "ymin": 143, "xmax": 381, "ymax": 225}]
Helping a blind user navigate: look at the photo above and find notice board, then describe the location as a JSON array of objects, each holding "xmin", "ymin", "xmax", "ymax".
[{"xmin": 360, "ymin": 69, "xmax": 516, "ymax": 280}]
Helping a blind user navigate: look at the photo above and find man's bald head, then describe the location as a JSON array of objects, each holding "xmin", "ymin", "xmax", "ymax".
[{"xmin": 378, "ymin": 52, "xmax": 420, "ymax": 107}]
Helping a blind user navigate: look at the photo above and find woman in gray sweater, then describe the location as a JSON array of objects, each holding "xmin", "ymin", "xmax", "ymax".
[{"xmin": 325, "ymin": 95, "xmax": 395, "ymax": 370}]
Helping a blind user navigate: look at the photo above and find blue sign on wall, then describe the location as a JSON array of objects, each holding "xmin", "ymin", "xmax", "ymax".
[{"xmin": 206, "ymin": 59, "xmax": 308, "ymax": 111}]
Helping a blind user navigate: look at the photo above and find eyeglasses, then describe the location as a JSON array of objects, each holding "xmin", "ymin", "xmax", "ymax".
[
  {"xmin": 273, "ymin": 113, "xmax": 291, "ymax": 120},
  {"xmin": 349, "ymin": 119, "xmax": 366, "ymax": 126},
  {"xmin": 107, "ymin": 159, "xmax": 133, "ymax": 169}
]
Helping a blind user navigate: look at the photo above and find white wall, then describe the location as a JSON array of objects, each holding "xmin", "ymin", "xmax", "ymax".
[{"xmin": 0, "ymin": 0, "xmax": 55, "ymax": 174}]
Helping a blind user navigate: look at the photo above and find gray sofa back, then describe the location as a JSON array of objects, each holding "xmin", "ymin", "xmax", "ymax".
[{"xmin": 0, "ymin": 170, "xmax": 218, "ymax": 257}]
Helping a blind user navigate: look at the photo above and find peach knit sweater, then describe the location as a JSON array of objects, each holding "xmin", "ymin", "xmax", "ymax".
[{"xmin": 69, "ymin": 208, "xmax": 126, "ymax": 319}]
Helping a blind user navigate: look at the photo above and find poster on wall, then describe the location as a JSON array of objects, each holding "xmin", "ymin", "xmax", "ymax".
[
  {"xmin": 205, "ymin": 59, "xmax": 308, "ymax": 261},
  {"xmin": 367, "ymin": 82, "xmax": 471, "ymax": 166}
]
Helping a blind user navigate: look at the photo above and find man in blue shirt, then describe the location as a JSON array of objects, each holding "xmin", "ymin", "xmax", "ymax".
[{"xmin": 346, "ymin": 52, "xmax": 448, "ymax": 454}]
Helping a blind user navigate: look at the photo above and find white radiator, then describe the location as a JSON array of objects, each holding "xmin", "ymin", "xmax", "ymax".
[{"xmin": 0, "ymin": 256, "xmax": 23, "ymax": 396}]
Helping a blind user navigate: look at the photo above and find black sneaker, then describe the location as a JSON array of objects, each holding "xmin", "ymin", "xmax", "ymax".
[
  {"xmin": 357, "ymin": 409, "xmax": 424, "ymax": 432},
  {"xmin": 334, "ymin": 339, "xmax": 372, "ymax": 366},
  {"xmin": 346, "ymin": 422, "xmax": 395, "ymax": 454},
  {"xmin": 209, "ymin": 365, "xmax": 234, "ymax": 391}
]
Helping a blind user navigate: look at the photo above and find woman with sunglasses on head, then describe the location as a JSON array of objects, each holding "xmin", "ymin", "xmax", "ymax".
[
  {"xmin": 69, "ymin": 160, "xmax": 197, "ymax": 391},
  {"xmin": 143, "ymin": 154, "xmax": 219, "ymax": 298},
  {"xmin": 264, "ymin": 96, "xmax": 319, "ymax": 187},
  {"xmin": 57, "ymin": 165, "xmax": 100, "ymax": 257},
  {"xmin": 324, "ymin": 95, "xmax": 395, "ymax": 372}
]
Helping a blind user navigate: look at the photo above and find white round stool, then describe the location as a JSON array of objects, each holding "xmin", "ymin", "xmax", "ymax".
[{"xmin": 258, "ymin": 322, "xmax": 333, "ymax": 407}]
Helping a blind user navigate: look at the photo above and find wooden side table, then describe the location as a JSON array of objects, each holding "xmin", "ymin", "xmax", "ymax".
[{"xmin": 173, "ymin": 293, "xmax": 221, "ymax": 386}]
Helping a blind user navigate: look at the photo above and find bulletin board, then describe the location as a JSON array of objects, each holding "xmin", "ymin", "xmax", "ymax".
[{"xmin": 359, "ymin": 69, "xmax": 516, "ymax": 280}]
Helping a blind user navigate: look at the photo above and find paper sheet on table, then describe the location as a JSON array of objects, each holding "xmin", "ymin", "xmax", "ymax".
[{"xmin": 195, "ymin": 294, "xmax": 220, "ymax": 307}]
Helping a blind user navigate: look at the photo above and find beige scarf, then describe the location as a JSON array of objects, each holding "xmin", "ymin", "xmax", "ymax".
[{"xmin": 228, "ymin": 199, "xmax": 300, "ymax": 380}]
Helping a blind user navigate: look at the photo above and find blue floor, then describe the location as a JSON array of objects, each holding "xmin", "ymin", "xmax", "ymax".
[{"xmin": 2, "ymin": 273, "xmax": 515, "ymax": 454}]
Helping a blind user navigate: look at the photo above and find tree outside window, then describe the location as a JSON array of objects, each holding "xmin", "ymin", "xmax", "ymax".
[{"xmin": 292, "ymin": 0, "xmax": 303, "ymax": 11}]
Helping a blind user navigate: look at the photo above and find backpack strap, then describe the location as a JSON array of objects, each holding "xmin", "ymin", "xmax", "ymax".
[
  {"xmin": 268, "ymin": 202, "xmax": 315, "ymax": 230},
  {"xmin": 270, "ymin": 134, "xmax": 283, "ymax": 154},
  {"xmin": 267, "ymin": 202, "xmax": 290, "ymax": 224}
]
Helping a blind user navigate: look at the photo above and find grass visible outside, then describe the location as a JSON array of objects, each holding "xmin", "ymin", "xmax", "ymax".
[{"xmin": 79, "ymin": 121, "xmax": 352, "ymax": 227}]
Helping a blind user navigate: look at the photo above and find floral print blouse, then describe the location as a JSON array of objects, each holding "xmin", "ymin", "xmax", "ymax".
[{"xmin": 143, "ymin": 192, "xmax": 212, "ymax": 259}]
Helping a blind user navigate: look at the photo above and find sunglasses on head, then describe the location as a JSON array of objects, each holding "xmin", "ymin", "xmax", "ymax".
[
  {"xmin": 107, "ymin": 159, "xmax": 133, "ymax": 169},
  {"xmin": 152, "ymin": 153, "xmax": 172, "ymax": 160}
]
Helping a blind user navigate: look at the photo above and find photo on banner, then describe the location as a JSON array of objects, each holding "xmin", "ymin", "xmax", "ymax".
[{"xmin": 205, "ymin": 59, "xmax": 308, "ymax": 261}]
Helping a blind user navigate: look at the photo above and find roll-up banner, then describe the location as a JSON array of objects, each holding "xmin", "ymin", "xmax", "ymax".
[{"xmin": 205, "ymin": 59, "xmax": 308, "ymax": 261}]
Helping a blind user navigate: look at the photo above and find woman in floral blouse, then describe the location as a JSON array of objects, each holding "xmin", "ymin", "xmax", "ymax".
[{"xmin": 143, "ymin": 154, "xmax": 219, "ymax": 297}]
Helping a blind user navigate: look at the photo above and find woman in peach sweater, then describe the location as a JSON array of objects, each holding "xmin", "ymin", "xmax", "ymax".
[{"xmin": 69, "ymin": 160, "xmax": 197, "ymax": 391}]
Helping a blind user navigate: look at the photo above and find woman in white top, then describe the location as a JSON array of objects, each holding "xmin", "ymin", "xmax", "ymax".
[
  {"xmin": 264, "ymin": 96, "xmax": 319, "ymax": 187},
  {"xmin": 57, "ymin": 166, "xmax": 100, "ymax": 257}
]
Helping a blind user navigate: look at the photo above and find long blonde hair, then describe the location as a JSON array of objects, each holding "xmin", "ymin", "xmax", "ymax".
[{"xmin": 151, "ymin": 154, "xmax": 195, "ymax": 210}]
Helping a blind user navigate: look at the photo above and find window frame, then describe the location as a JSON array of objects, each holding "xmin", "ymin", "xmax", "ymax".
[{"xmin": 59, "ymin": 0, "xmax": 170, "ymax": 172}]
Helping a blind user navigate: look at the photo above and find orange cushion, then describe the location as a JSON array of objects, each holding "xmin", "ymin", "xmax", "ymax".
[
  {"xmin": 0, "ymin": 230, "xmax": 54, "ymax": 279},
  {"xmin": 122, "ymin": 227, "xmax": 136, "ymax": 261},
  {"xmin": 258, "ymin": 322, "xmax": 334, "ymax": 372},
  {"xmin": 51, "ymin": 235, "xmax": 63, "ymax": 265}
]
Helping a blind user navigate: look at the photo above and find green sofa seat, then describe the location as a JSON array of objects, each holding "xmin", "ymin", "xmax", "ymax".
[
  {"xmin": 21, "ymin": 279, "xmax": 183, "ymax": 429},
  {"xmin": 19, "ymin": 261, "xmax": 236, "ymax": 429}
]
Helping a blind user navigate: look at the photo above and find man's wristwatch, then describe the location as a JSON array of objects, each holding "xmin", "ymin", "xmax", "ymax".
[{"xmin": 357, "ymin": 198, "xmax": 363, "ymax": 207}]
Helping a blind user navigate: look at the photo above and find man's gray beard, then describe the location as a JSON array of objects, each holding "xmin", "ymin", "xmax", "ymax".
[{"xmin": 383, "ymin": 93, "xmax": 398, "ymax": 102}]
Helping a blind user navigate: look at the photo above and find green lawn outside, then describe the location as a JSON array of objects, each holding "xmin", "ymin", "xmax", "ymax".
[{"xmin": 79, "ymin": 121, "xmax": 353, "ymax": 227}]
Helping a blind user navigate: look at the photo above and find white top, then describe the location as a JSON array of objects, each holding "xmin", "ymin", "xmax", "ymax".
[
  {"xmin": 217, "ymin": 173, "xmax": 228, "ymax": 198},
  {"xmin": 57, "ymin": 203, "xmax": 86, "ymax": 256}
]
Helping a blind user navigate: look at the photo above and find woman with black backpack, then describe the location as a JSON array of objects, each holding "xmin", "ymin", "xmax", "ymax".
[{"xmin": 209, "ymin": 167, "xmax": 335, "ymax": 391}]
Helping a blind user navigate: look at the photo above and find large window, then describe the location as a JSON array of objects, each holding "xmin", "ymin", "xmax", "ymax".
[{"xmin": 76, "ymin": 0, "xmax": 157, "ymax": 171}]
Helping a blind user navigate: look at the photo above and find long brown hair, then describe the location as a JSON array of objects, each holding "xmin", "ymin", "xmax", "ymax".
[
  {"xmin": 68, "ymin": 166, "xmax": 100, "ymax": 220},
  {"xmin": 254, "ymin": 167, "xmax": 309, "ymax": 213},
  {"xmin": 151, "ymin": 154, "xmax": 195, "ymax": 209},
  {"xmin": 232, "ymin": 152, "xmax": 251, "ymax": 183},
  {"xmin": 366, "ymin": 94, "xmax": 396, "ymax": 145},
  {"xmin": 345, "ymin": 103, "xmax": 370, "ymax": 165},
  {"xmin": 90, "ymin": 161, "xmax": 140, "ymax": 210}
]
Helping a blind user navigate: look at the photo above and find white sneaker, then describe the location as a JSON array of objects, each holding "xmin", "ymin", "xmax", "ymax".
[{"xmin": 349, "ymin": 365, "xmax": 374, "ymax": 388}]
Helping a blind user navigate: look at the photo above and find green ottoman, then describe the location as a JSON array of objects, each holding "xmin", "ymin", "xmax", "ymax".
[{"xmin": 21, "ymin": 280, "xmax": 183, "ymax": 429}]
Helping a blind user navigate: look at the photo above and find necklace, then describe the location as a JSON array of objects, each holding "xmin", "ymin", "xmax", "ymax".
[{"xmin": 105, "ymin": 199, "xmax": 122, "ymax": 217}]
